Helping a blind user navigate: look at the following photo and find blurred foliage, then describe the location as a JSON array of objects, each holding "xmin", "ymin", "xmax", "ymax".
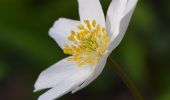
[{"xmin": 0, "ymin": 0, "xmax": 170, "ymax": 100}]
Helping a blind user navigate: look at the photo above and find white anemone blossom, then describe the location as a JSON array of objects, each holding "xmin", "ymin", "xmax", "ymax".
[{"xmin": 34, "ymin": 0, "xmax": 138, "ymax": 100}]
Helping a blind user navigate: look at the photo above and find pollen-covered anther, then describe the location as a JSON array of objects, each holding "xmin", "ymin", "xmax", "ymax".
[{"xmin": 63, "ymin": 20, "xmax": 110, "ymax": 67}]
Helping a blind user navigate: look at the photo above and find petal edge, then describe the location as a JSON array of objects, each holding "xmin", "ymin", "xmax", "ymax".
[{"xmin": 49, "ymin": 18, "xmax": 80, "ymax": 49}]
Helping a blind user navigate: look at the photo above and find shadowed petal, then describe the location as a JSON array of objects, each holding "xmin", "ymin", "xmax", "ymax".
[
  {"xmin": 34, "ymin": 57, "xmax": 84, "ymax": 92},
  {"xmin": 106, "ymin": 0, "xmax": 127, "ymax": 37},
  {"xmin": 72, "ymin": 51, "xmax": 111, "ymax": 93},
  {"xmin": 38, "ymin": 67, "xmax": 91, "ymax": 100},
  {"xmin": 124, "ymin": 0, "xmax": 138, "ymax": 16},
  {"xmin": 106, "ymin": 0, "xmax": 138, "ymax": 51}
]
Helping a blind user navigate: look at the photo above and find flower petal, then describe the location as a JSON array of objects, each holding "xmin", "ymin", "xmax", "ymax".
[
  {"xmin": 71, "ymin": 51, "xmax": 111, "ymax": 93},
  {"xmin": 38, "ymin": 67, "xmax": 91, "ymax": 100},
  {"xmin": 124, "ymin": 0, "xmax": 138, "ymax": 16},
  {"xmin": 49, "ymin": 18, "xmax": 80, "ymax": 49},
  {"xmin": 106, "ymin": 0, "xmax": 128, "ymax": 37},
  {"xmin": 34, "ymin": 57, "xmax": 82, "ymax": 92},
  {"xmin": 78, "ymin": 0, "xmax": 105, "ymax": 27},
  {"xmin": 106, "ymin": 0, "xmax": 138, "ymax": 51}
]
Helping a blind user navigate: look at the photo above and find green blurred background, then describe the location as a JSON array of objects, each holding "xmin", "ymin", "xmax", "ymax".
[{"xmin": 0, "ymin": 0, "xmax": 170, "ymax": 100}]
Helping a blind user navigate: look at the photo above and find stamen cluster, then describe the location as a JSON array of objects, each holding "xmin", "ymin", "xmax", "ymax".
[{"xmin": 64, "ymin": 20, "xmax": 110, "ymax": 66}]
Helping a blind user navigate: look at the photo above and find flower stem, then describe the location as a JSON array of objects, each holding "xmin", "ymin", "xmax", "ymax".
[{"xmin": 107, "ymin": 57, "xmax": 144, "ymax": 100}]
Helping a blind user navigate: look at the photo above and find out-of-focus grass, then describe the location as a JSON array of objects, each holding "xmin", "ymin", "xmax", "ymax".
[{"xmin": 0, "ymin": 61, "xmax": 8, "ymax": 79}]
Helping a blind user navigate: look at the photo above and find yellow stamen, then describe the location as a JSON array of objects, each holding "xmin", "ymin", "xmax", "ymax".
[
  {"xmin": 92, "ymin": 20, "xmax": 96, "ymax": 27},
  {"xmin": 77, "ymin": 24, "xmax": 84, "ymax": 30},
  {"xmin": 63, "ymin": 20, "xmax": 110, "ymax": 67}
]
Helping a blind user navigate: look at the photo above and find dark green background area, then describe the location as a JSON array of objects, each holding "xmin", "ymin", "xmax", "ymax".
[{"xmin": 0, "ymin": 0, "xmax": 170, "ymax": 100}]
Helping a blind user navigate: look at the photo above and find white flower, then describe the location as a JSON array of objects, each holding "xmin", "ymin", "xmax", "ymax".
[{"xmin": 34, "ymin": 0, "xmax": 138, "ymax": 100}]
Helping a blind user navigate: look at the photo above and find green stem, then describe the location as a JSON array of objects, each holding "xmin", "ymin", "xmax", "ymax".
[{"xmin": 107, "ymin": 57, "xmax": 144, "ymax": 100}]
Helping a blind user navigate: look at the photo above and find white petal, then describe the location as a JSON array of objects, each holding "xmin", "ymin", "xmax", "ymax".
[
  {"xmin": 38, "ymin": 67, "xmax": 91, "ymax": 100},
  {"xmin": 49, "ymin": 18, "xmax": 80, "ymax": 49},
  {"xmin": 106, "ymin": 0, "xmax": 127, "ymax": 37},
  {"xmin": 124, "ymin": 0, "xmax": 138, "ymax": 16},
  {"xmin": 106, "ymin": 0, "xmax": 138, "ymax": 51},
  {"xmin": 78, "ymin": 0, "xmax": 105, "ymax": 27},
  {"xmin": 34, "ymin": 57, "xmax": 82, "ymax": 92},
  {"xmin": 72, "ymin": 51, "xmax": 111, "ymax": 93}
]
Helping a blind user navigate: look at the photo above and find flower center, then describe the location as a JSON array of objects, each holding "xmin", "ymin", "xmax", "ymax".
[{"xmin": 63, "ymin": 20, "xmax": 110, "ymax": 67}]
